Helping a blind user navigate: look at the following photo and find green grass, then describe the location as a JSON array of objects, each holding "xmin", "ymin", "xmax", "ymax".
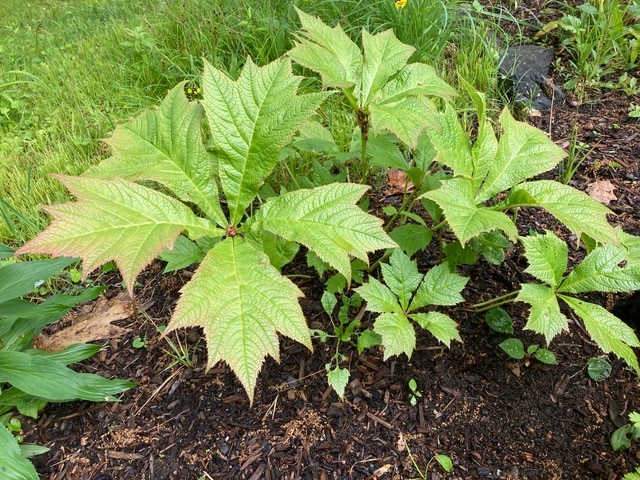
[{"xmin": 0, "ymin": 0, "xmax": 507, "ymax": 244}]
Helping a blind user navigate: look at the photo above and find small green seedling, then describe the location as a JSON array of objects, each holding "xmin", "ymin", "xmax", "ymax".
[
  {"xmin": 408, "ymin": 378, "xmax": 422, "ymax": 407},
  {"xmin": 611, "ymin": 411, "xmax": 640, "ymax": 451},
  {"xmin": 132, "ymin": 336, "xmax": 148, "ymax": 349},
  {"xmin": 485, "ymin": 307, "xmax": 514, "ymax": 334},
  {"xmin": 499, "ymin": 338, "xmax": 558, "ymax": 365},
  {"xmin": 586, "ymin": 357, "xmax": 612, "ymax": 381},
  {"xmin": 623, "ymin": 467, "xmax": 640, "ymax": 480}
]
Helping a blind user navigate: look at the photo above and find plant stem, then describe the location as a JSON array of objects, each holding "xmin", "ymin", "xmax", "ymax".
[
  {"xmin": 471, "ymin": 290, "xmax": 520, "ymax": 312},
  {"xmin": 360, "ymin": 120, "xmax": 368, "ymax": 182}
]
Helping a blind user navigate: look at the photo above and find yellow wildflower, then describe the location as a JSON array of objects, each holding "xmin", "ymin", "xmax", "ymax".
[{"xmin": 395, "ymin": 0, "xmax": 407, "ymax": 8}]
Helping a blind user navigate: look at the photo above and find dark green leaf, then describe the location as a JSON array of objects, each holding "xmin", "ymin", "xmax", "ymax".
[
  {"xmin": 485, "ymin": 308, "xmax": 514, "ymax": 334},
  {"xmin": 499, "ymin": 338, "xmax": 525, "ymax": 360},
  {"xmin": 611, "ymin": 425, "xmax": 635, "ymax": 451},
  {"xmin": 586, "ymin": 358, "xmax": 612, "ymax": 381},
  {"xmin": 0, "ymin": 423, "xmax": 38, "ymax": 479},
  {"xmin": 0, "ymin": 258, "xmax": 76, "ymax": 304},
  {"xmin": 534, "ymin": 349, "xmax": 557, "ymax": 365}
]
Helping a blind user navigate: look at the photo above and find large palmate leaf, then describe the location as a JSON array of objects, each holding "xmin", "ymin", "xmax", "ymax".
[
  {"xmin": 560, "ymin": 295, "xmax": 640, "ymax": 373},
  {"xmin": 559, "ymin": 245, "xmax": 640, "ymax": 293},
  {"xmin": 355, "ymin": 277, "xmax": 403, "ymax": 314},
  {"xmin": 166, "ymin": 238, "xmax": 311, "ymax": 402},
  {"xmin": 521, "ymin": 232, "xmax": 568, "ymax": 288},
  {"xmin": 517, "ymin": 283, "xmax": 568, "ymax": 344},
  {"xmin": 0, "ymin": 423, "xmax": 38, "ymax": 480},
  {"xmin": 85, "ymin": 83, "xmax": 226, "ymax": 227},
  {"xmin": 380, "ymin": 249, "xmax": 423, "ymax": 311},
  {"xmin": 202, "ymin": 57, "xmax": 329, "ymax": 225},
  {"xmin": 252, "ymin": 183, "xmax": 396, "ymax": 280},
  {"xmin": 288, "ymin": 8, "xmax": 362, "ymax": 89},
  {"xmin": 423, "ymin": 178, "xmax": 518, "ymax": 244},
  {"xmin": 376, "ymin": 63, "xmax": 457, "ymax": 105},
  {"xmin": 478, "ymin": 109, "xmax": 566, "ymax": 201},
  {"xmin": 357, "ymin": 29, "xmax": 415, "ymax": 106},
  {"xmin": 508, "ymin": 180, "xmax": 618, "ymax": 244},
  {"xmin": 16, "ymin": 176, "xmax": 222, "ymax": 293}
]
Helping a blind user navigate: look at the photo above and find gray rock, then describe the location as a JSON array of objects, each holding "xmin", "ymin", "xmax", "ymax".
[{"xmin": 499, "ymin": 44, "xmax": 564, "ymax": 110}]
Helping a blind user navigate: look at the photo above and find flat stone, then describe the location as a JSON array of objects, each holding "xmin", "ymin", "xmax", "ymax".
[{"xmin": 499, "ymin": 45, "xmax": 564, "ymax": 110}]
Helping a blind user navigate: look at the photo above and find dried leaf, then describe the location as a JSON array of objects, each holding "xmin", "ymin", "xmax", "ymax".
[
  {"xmin": 385, "ymin": 168, "xmax": 413, "ymax": 195},
  {"xmin": 38, "ymin": 292, "xmax": 141, "ymax": 351},
  {"xmin": 586, "ymin": 180, "xmax": 617, "ymax": 205}
]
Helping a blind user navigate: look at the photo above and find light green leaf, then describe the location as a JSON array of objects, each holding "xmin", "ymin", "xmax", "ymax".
[
  {"xmin": 166, "ymin": 238, "xmax": 312, "ymax": 402},
  {"xmin": 288, "ymin": 8, "xmax": 362, "ymax": 89},
  {"xmin": 517, "ymin": 283, "xmax": 568, "ymax": 345},
  {"xmin": 411, "ymin": 312, "xmax": 461, "ymax": 347},
  {"xmin": 425, "ymin": 104, "xmax": 474, "ymax": 178},
  {"xmin": 559, "ymin": 245, "xmax": 640, "ymax": 293},
  {"xmin": 389, "ymin": 224, "xmax": 433, "ymax": 258},
  {"xmin": 160, "ymin": 235, "xmax": 206, "ymax": 273},
  {"xmin": 357, "ymin": 329, "xmax": 382, "ymax": 354},
  {"xmin": 381, "ymin": 250, "xmax": 423, "ymax": 311},
  {"xmin": 509, "ymin": 180, "xmax": 618, "ymax": 244},
  {"xmin": 16, "ymin": 176, "xmax": 222, "ymax": 294},
  {"xmin": 0, "ymin": 423, "xmax": 38, "ymax": 480},
  {"xmin": 520, "ymin": 231, "xmax": 568, "ymax": 288},
  {"xmin": 327, "ymin": 365, "xmax": 350, "ymax": 400},
  {"xmin": 202, "ymin": 57, "xmax": 329, "ymax": 224},
  {"xmin": 422, "ymin": 178, "xmax": 518, "ymax": 244},
  {"xmin": 618, "ymin": 229, "xmax": 640, "ymax": 269},
  {"xmin": 0, "ymin": 351, "xmax": 134, "ymax": 402},
  {"xmin": 410, "ymin": 263, "xmax": 468, "ymax": 310},
  {"xmin": 376, "ymin": 63, "xmax": 457, "ymax": 105},
  {"xmin": 374, "ymin": 312, "xmax": 416, "ymax": 360},
  {"xmin": 253, "ymin": 183, "xmax": 396, "ymax": 281},
  {"xmin": 560, "ymin": 295, "xmax": 640, "ymax": 374},
  {"xmin": 369, "ymin": 96, "xmax": 437, "ymax": 148},
  {"xmin": 479, "ymin": 108, "xmax": 566, "ymax": 200},
  {"xmin": 358, "ymin": 29, "xmax": 415, "ymax": 106},
  {"xmin": 355, "ymin": 277, "xmax": 402, "ymax": 314},
  {"xmin": 85, "ymin": 83, "xmax": 226, "ymax": 226}
]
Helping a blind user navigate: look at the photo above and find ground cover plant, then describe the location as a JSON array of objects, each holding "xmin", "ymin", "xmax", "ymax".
[{"xmin": 3, "ymin": 0, "xmax": 640, "ymax": 478}]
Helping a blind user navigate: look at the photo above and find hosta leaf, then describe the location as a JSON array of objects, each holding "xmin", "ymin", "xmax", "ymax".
[
  {"xmin": 289, "ymin": 8, "xmax": 362, "ymax": 89},
  {"xmin": 422, "ymin": 178, "xmax": 518, "ymax": 244},
  {"xmin": 560, "ymin": 295, "xmax": 640, "ymax": 373},
  {"xmin": 202, "ymin": 57, "xmax": 329, "ymax": 225},
  {"xmin": 478, "ymin": 108, "xmax": 566, "ymax": 200},
  {"xmin": 355, "ymin": 277, "xmax": 403, "ymax": 314},
  {"xmin": 369, "ymin": 97, "xmax": 437, "ymax": 148},
  {"xmin": 509, "ymin": 180, "xmax": 618, "ymax": 244},
  {"xmin": 0, "ymin": 257, "xmax": 75, "ymax": 304},
  {"xmin": 166, "ymin": 238, "xmax": 311, "ymax": 402},
  {"xmin": 521, "ymin": 231, "xmax": 568, "ymax": 288},
  {"xmin": 85, "ymin": 83, "xmax": 226, "ymax": 226},
  {"xmin": 559, "ymin": 245, "xmax": 640, "ymax": 293},
  {"xmin": 376, "ymin": 63, "xmax": 457, "ymax": 105},
  {"xmin": 516, "ymin": 283, "xmax": 568, "ymax": 345},
  {"xmin": 411, "ymin": 312, "xmax": 461, "ymax": 347},
  {"xmin": 425, "ymin": 104, "xmax": 474, "ymax": 178},
  {"xmin": 410, "ymin": 263, "xmax": 468, "ymax": 310},
  {"xmin": 380, "ymin": 250, "xmax": 423, "ymax": 311},
  {"xmin": 0, "ymin": 351, "xmax": 134, "ymax": 402},
  {"xmin": 374, "ymin": 312, "xmax": 416, "ymax": 360},
  {"xmin": 327, "ymin": 365, "xmax": 350, "ymax": 400},
  {"xmin": 358, "ymin": 29, "xmax": 415, "ymax": 106},
  {"xmin": 0, "ymin": 423, "xmax": 38, "ymax": 480},
  {"xmin": 16, "ymin": 176, "xmax": 222, "ymax": 293},
  {"xmin": 253, "ymin": 183, "xmax": 396, "ymax": 281}
]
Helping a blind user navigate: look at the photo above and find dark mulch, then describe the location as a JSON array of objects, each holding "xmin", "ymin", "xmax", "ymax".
[{"xmin": 19, "ymin": 2, "xmax": 640, "ymax": 479}]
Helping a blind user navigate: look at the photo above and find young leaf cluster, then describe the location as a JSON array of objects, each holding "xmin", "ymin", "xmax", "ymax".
[
  {"xmin": 517, "ymin": 231, "xmax": 640, "ymax": 372},
  {"xmin": 356, "ymin": 250, "xmax": 467, "ymax": 360}
]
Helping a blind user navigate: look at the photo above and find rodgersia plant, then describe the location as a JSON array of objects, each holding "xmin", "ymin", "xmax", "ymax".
[{"xmin": 17, "ymin": 57, "xmax": 396, "ymax": 402}]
